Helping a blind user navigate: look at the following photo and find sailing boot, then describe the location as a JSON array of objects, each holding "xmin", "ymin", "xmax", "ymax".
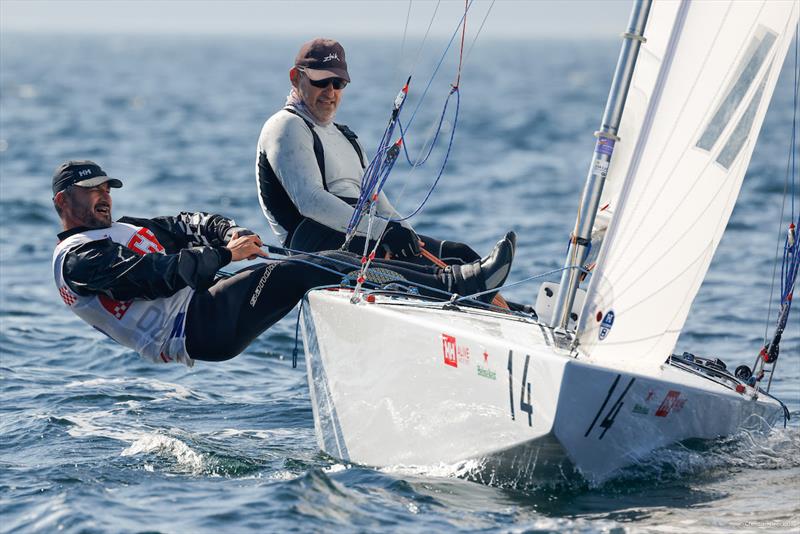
[
  {"xmin": 505, "ymin": 230, "xmax": 516, "ymax": 255},
  {"xmin": 448, "ymin": 232, "xmax": 515, "ymax": 303},
  {"xmin": 492, "ymin": 230, "xmax": 537, "ymax": 312}
]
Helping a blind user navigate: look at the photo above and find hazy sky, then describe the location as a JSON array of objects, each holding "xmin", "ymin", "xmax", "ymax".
[{"xmin": 1, "ymin": 0, "xmax": 634, "ymax": 39}]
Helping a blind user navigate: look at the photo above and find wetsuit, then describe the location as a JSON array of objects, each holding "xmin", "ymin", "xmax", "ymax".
[
  {"xmin": 255, "ymin": 105, "xmax": 480, "ymax": 265},
  {"xmin": 54, "ymin": 212, "xmax": 473, "ymax": 365}
]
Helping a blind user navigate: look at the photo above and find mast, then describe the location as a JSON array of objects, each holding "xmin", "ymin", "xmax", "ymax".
[{"xmin": 549, "ymin": 0, "xmax": 653, "ymax": 330}]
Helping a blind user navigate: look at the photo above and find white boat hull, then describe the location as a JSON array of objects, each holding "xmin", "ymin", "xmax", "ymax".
[{"xmin": 301, "ymin": 289, "xmax": 784, "ymax": 485}]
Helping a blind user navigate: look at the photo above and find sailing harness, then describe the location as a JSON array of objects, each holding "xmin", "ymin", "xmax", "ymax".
[
  {"xmin": 284, "ymin": 107, "xmax": 367, "ymax": 175},
  {"xmin": 257, "ymin": 107, "xmax": 366, "ymax": 246}
]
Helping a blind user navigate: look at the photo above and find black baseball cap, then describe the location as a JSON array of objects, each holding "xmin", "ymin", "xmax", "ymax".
[
  {"xmin": 52, "ymin": 160, "xmax": 123, "ymax": 196},
  {"xmin": 294, "ymin": 38, "xmax": 350, "ymax": 82}
]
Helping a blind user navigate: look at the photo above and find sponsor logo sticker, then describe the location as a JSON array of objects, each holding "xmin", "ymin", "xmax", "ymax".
[
  {"xmin": 477, "ymin": 349, "xmax": 496, "ymax": 380},
  {"xmin": 457, "ymin": 344, "xmax": 470, "ymax": 365},
  {"xmin": 598, "ymin": 310, "xmax": 615, "ymax": 340},
  {"xmin": 594, "ymin": 137, "xmax": 615, "ymax": 156},
  {"xmin": 442, "ymin": 334, "xmax": 457, "ymax": 368},
  {"xmin": 655, "ymin": 390, "xmax": 685, "ymax": 417},
  {"xmin": 477, "ymin": 366, "xmax": 496, "ymax": 380}
]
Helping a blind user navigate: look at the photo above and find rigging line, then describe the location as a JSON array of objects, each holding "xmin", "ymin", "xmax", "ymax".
[
  {"xmin": 408, "ymin": 0, "xmax": 442, "ymax": 81},
  {"xmin": 265, "ymin": 244, "xmax": 395, "ymax": 273},
  {"xmin": 791, "ymin": 23, "xmax": 799, "ymax": 218},
  {"xmin": 453, "ymin": 0, "xmax": 468, "ymax": 89},
  {"xmin": 404, "ymin": 0, "xmax": 475, "ymax": 133},
  {"xmin": 349, "ymin": 3, "xmax": 473, "ymax": 245},
  {"xmin": 792, "ymin": 22, "xmax": 798, "ymax": 217},
  {"xmin": 454, "ymin": 265, "xmax": 588, "ymax": 303},
  {"xmin": 400, "ymin": 0, "xmax": 472, "ymax": 182},
  {"xmin": 268, "ymin": 244, "xmax": 481, "ymax": 302},
  {"xmin": 273, "ymin": 249, "xmax": 586, "ymax": 309},
  {"xmin": 396, "ymin": 78, "xmax": 457, "ymax": 188},
  {"xmin": 260, "ymin": 245, "xmax": 395, "ymax": 277},
  {"xmin": 270, "ymin": 250, "xmax": 589, "ymax": 317},
  {"xmin": 384, "ymin": 89, "xmax": 460, "ymax": 222},
  {"xmin": 462, "ymin": 0, "xmax": 497, "ymax": 68},
  {"xmin": 396, "ymin": 92, "xmax": 451, "ymax": 167},
  {"xmin": 400, "ymin": 0, "xmax": 413, "ymax": 73},
  {"xmin": 359, "ymin": 1, "xmax": 474, "ymax": 224},
  {"xmin": 764, "ymin": 24, "xmax": 800, "ymax": 343},
  {"xmin": 352, "ymin": 18, "xmax": 466, "ymax": 232},
  {"xmin": 375, "ymin": 7, "xmax": 467, "ymax": 214},
  {"xmin": 257, "ymin": 249, "xmax": 459, "ymax": 300},
  {"xmin": 388, "ymin": 1, "xmax": 467, "ymax": 173},
  {"xmin": 346, "ymin": 83, "xmax": 411, "ymax": 235}
]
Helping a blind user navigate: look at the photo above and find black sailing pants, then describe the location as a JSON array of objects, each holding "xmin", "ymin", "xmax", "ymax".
[{"xmin": 184, "ymin": 251, "xmax": 450, "ymax": 362}]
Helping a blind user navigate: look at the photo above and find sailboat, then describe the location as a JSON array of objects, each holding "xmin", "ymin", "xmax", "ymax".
[{"xmin": 299, "ymin": 0, "xmax": 799, "ymax": 485}]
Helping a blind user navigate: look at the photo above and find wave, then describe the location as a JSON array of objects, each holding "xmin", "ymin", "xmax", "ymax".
[
  {"xmin": 63, "ymin": 376, "xmax": 199, "ymax": 401},
  {"xmin": 121, "ymin": 433, "xmax": 206, "ymax": 472}
]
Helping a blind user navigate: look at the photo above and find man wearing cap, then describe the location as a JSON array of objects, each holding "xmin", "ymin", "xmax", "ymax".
[
  {"xmin": 255, "ymin": 38, "xmax": 484, "ymax": 266},
  {"xmin": 53, "ymin": 160, "xmax": 515, "ymax": 366}
]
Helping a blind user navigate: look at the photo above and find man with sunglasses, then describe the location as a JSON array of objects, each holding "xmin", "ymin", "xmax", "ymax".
[
  {"xmin": 53, "ymin": 160, "xmax": 515, "ymax": 367},
  {"xmin": 255, "ymin": 38, "xmax": 486, "ymax": 267}
]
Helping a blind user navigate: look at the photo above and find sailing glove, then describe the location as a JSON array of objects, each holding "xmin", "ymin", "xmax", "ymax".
[{"xmin": 380, "ymin": 221, "xmax": 420, "ymax": 258}]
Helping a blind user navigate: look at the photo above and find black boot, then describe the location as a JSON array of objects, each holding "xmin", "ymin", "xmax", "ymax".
[
  {"xmin": 505, "ymin": 230, "xmax": 516, "ymax": 255},
  {"xmin": 451, "ymin": 232, "xmax": 515, "ymax": 303}
]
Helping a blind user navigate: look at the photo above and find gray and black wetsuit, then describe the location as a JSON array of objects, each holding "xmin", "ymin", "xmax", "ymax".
[{"xmin": 255, "ymin": 105, "xmax": 480, "ymax": 265}]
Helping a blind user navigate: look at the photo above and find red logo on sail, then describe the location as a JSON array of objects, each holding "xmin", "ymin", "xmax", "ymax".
[{"xmin": 442, "ymin": 334, "xmax": 457, "ymax": 368}]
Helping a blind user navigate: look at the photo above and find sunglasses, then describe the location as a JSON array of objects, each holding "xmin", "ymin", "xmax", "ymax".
[
  {"xmin": 306, "ymin": 75, "xmax": 348, "ymax": 90},
  {"xmin": 308, "ymin": 78, "xmax": 347, "ymax": 91}
]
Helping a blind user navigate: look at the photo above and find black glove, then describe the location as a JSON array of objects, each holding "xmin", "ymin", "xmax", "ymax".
[{"xmin": 380, "ymin": 221, "xmax": 421, "ymax": 258}]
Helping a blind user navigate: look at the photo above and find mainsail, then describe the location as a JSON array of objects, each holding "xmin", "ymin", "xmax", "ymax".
[{"xmin": 577, "ymin": 0, "xmax": 799, "ymax": 370}]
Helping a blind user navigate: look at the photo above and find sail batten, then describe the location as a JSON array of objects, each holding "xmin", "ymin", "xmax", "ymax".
[{"xmin": 577, "ymin": 0, "xmax": 799, "ymax": 370}]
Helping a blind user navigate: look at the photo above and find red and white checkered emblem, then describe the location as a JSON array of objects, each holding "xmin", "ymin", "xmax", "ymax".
[
  {"xmin": 127, "ymin": 228, "xmax": 165, "ymax": 256},
  {"xmin": 59, "ymin": 286, "xmax": 77, "ymax": 306},
  {"xmin": 98, "ymin": 295, "xmax": 133, "ymax": 320}
]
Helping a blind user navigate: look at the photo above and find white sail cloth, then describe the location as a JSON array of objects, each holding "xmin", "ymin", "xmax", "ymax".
[{"xmin": 578, "ymin": 0, "xmax": 799, "ymax": 371}]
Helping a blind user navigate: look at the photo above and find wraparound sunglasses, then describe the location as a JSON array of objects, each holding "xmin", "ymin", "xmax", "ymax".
[{"xmin": 308, "ymin": 77, "xmax": 348, "ymax": 90}]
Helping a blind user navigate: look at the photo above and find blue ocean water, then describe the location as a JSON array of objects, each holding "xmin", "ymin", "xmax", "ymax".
[{"xmin": 1, "ymin": 32, "xmax": 798, "ymax": 533}]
